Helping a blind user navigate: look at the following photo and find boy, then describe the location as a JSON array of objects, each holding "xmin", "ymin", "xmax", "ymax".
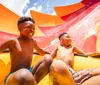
[
  {"xmin": 50, "ymin": 32, "xmax": 100, "ymax": 85},
  {"xmin": 0, "ymin": 17, "xmax": 52, "ymax": 85}
]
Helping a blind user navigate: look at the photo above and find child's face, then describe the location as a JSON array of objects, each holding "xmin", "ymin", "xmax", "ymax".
[
  {"xmin": 18, "ymin": 21, "xmax": 35, "ymax": 38},
  {"xmin": 60, "ymin": 34, "xmax": 72, "ymax": 46}
]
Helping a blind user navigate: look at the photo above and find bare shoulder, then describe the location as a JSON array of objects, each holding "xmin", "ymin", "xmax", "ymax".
[
  {"xmin": 0, "ymin": 38, "xmax": 17, "ymax": 45},
  {"xmin": 0, "ymin": 38, "xmax": 18, "ymax": 52},
  {"xmin": 71, "ymin": 44, "xmax": 76, "ymax": 52},
  {"xmin": 32, "ymin": 38, "xmax": 37, "ymax": 45},
  {"xmin": 72, "ymin": 44, "xmax": 77, "ymax": 49},
  {"xmin": 5, "ymin": 38, "xmax": 17, "ymax": 45},
  {"xmin": 32, "ymin": 39, "xmax": 36, "ymax": 43}
]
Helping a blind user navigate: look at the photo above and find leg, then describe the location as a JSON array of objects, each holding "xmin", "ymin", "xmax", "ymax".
[
  {"xmin": 49, "ymin": 74, "xmax": 60, "ymax": 85},
  {"xmin": 32, "ymin": 54, "xmax": 52, "ymax": 83},
  {"xmin": 81, "ymin": 68, "xmax": 100, "ymax": 85},
  {"xmin": 52, "ymin": 78, "xmax": 60, "ymax": 85},
  {"xmin": 7, "ymin": 68, "xmax": 37, "ymax": 85},
  {"xmin": 50, "ymin": 60, "xmax": 76, "ymax": 85}
]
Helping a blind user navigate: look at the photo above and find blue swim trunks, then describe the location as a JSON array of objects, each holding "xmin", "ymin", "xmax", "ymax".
[{"xmin": 4, "ymin": 68, "xmax": 33, "ymax": 85}]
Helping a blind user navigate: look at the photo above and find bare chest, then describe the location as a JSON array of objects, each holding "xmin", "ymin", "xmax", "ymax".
[
  {"xmin": 19, "ymin": 42, "xmax": 34, "ymax": 55},
  {"xmin": 10, "ymin": 39, "xmax": 34, "ymax": 57},
  {"xmin": 57, "ymin": 46, "xmax": 74, "ymax": 60}
]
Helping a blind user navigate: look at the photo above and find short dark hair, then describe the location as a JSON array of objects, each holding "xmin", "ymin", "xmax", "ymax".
[
  {"xmin": 17, "ymin": 16, "xmax": 35, "ymax": 26},
  {"xmin": 58, "ymin": 32, "xmax": 68, "ymax": 39}
]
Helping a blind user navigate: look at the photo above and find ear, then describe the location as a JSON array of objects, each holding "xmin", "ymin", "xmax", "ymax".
[
  {"xmin": 60, "ymin": 39, "xmax": 63, "ymax": 45},
  {"xmin": 18, "ymin": 25, "xmax": 21, "ymax": 31}
]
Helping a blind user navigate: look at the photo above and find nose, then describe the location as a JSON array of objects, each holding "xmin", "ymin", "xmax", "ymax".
[{"xmin": 30, "ymin": 28, "xmax": 35, "ymax": 32}]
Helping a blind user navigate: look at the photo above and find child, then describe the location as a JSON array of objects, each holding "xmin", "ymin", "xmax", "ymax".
[
  {"xmin": 50, "ymin": 32, "xmax": 100, "ymax": 85},
  {"xmin": 0, "ymin": 16, "xmax": 52, "ymax": 85}
]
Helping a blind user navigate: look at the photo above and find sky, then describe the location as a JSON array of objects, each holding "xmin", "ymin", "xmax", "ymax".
[{"xmin": 0, "ymin": 0, "xmax": 82, "ymax": 16}]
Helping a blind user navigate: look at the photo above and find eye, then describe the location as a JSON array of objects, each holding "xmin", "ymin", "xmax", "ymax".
[{"xmin": 66, "ymin": 36, "xmax": 70, "ymax": 38}]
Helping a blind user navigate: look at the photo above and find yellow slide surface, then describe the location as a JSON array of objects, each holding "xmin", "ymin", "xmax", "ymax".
[{"xmin": 0, "ymin": 53, "xmax": 100, "ymax": 85}]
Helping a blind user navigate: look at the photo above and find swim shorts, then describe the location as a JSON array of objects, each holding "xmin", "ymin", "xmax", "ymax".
[
  {"xmin": 72, "ymin": 68, "xmax": 96, "ymax": 85},
  {"xmin": 4, "ymin": 67, "xmax": 33, "ymax": 85}
]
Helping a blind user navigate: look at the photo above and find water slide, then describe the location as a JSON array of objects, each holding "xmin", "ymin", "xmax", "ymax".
[{"xmin": 0, "ymin": 0, "xmax": 100, "ymax": 85}]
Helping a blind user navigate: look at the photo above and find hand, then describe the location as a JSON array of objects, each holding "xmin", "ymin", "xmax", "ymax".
[{"xmin": 88, "ymin": 52, "xmax": 100, "ymax": 57}]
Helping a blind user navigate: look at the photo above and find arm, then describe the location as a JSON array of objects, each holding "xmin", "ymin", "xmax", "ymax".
[
  {"xmin": 0, "ymin": 40, "xmax": 11, "ymax": 54},
  {"xmin": 33, "ymin": 40, "xmax": 50, "ymax": 56},
  {"xmin": 0, "ymin": 39, "xmax": 19, "ymax": 54},
  {"xmin": 87, "ymin": 52, "xmax": 100, "ymax": 57},
  {"xmin": 74, "ymin": 46, "xmax": 100, "ymax": 57},
  {"xmin": 2, "ymin": 49, "xmax": 9, "ymax": 53},
  {"xmin": 73, "ymin": 46, "xmax": 88, "ymax": 57}
]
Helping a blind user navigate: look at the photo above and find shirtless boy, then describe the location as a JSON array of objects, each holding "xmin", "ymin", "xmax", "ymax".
[
  {"xmin": 0, "ymin": 17, "xmax": 52, "ymax": 85},
  {"xmin": 50, "ymin": 32, "xmax": 100, "ymax": 85}
]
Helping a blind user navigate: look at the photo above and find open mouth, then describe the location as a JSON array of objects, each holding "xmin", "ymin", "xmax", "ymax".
[{"xmin": 29, "ymin": 33, "xmax": 33, "ymax": 36}]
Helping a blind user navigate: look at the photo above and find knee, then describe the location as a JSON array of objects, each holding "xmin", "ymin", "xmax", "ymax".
[
  {"xmin": 14, "ymin": 68, "xmax": 35, "ymax": 83},
  {"xmin": 50, "ymin": 60, "xmax": 67, "ymax": 71},
  {"xmin": 92, "ymin": 68, "xmax": 100, "ymax": 76},
  {"xmin": 44, "ymin": 54, "xmax": 53, "ymax": 66},
  {"xmin": 50, "ymin": 60, "xmax": 69, "ymax": 75}
]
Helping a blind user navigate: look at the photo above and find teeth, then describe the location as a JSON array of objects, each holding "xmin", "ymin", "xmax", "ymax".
[{"xmin": 29, "ymin": 33, "xmax": 33, "ymax": 36}]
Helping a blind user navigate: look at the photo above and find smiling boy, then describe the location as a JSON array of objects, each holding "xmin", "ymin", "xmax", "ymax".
[
  {"xmin": 50, "ymin": 32, "xmax": 100, "ymax": 85},
  {"xmin": 0, "ymin": 17, "xmax": 52, "ymax": 85}
]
